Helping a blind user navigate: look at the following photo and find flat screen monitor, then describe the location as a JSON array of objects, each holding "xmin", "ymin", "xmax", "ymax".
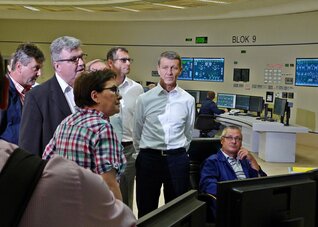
[
  {"xmin": 179, "ymin": 57, "xmax": 193, "ymax": 81},
  {"xmin": 193, "ymin": 58, "xmax": 224, "ymax": 82},
  {"xmin": 217, "ymin": 93, "xmax": 236, "ymax": 109},
  {"xmin": 233, "ymin": 68, "xmax": 250, "ymax": 82},
  {"xmin": 216, "ymin": 173, "xmax": 316, "ymax": 227},
  {"xmin": 273, "ymin": 97, "xmax": 287, "ymax": 117},
  {"xmin": 235, "ymin": 95, "xmax": 250, "ymax": 111},
  {"xmin": 241, "ymin": 69, "xmax": 250, "ymax": 82},
  {"xmin": 295, "ymin": 58, "xmax": 318, "ymax": 87},
  {"xmin": 137, "ymin": 190, "xmax": 206, "ymax": 227},
  {"xmin": 248, "ymin": 96, "xmax": 263, "ymax": 114}
]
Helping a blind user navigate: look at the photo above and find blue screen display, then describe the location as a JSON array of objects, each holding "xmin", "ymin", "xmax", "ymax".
[
  {"xmin": 193, "ymin": 58, "xmax": 224, "ymax": 82},
  {"xmin": 179, "ymin": 57, "xmax": 193, "ymax": 80},
  {"xmin": 295, "ymin": 58, "xmax": 318, "ymax": 87},
  {"xmin": 217, "ymin": 93, "xmax": 236, "ymax": 108}
]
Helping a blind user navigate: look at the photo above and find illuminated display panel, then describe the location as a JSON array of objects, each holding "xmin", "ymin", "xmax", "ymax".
[
  {"xmin": 193, "ymin": 58, "xmax": 224, "ymax": 82},
  {"xmin": 295, "ymin": 58, "xmax": 318, "ymax": 87},
  {"xmin": 217, "ymin": 93, "xmax": 236, "ymax": 109},
  {"xmin": 179, "ymin": 57, "xmax": 193, "ymax": 80}
]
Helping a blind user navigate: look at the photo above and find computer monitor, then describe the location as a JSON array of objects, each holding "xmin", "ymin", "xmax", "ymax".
[
  {"xmin": 179, "ymin": 57, "xmax": 193, "ymax": 81},
  {"xmin": 249, "ymin": 96, "xmax": 263, "ymax": 116},
  {"xmin": 273, "ymin": 97, "xmax": 287, "ymax": 117},
  {"xmin": 295, "ymin": 58, "xmax": 318, "ymax": 87},
  {"xmin": 137, "ymin": 190, "xmax": 206, "ymax": 227},
  {"xmin": 216, "ymin": 173, "xmax": 316, "ymax": 227},
  {"xmin": 235, "ymin": 95, "xmax": 250, "ymax": 111},
  {"xmin": 193, "ymin": 58, "xmax": 224, "ymax": 82},
  {"xmin": 217, "ymin": 93, "xmax": 236, "ymax": 109}
]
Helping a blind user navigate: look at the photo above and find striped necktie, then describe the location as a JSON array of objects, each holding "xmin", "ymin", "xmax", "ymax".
[{"xmin": 227, "ymin": 157, "xmax": 246, "ymax": 180}]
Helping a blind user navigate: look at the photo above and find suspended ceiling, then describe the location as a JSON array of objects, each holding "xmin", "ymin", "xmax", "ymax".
[{"xmin": 0, "ymin": 0, "xmax": 317, "ymax": 21}]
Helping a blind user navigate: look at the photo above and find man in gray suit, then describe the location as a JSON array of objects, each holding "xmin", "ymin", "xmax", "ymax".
[{"xmin": 19, "ymin": 36, "xmax": 86, "ymax": 156}]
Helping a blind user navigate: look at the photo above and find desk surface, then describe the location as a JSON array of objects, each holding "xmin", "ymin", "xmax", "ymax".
[{"xmin": 216, "ymin": 113, "xmax": 308, "ymax": 133}]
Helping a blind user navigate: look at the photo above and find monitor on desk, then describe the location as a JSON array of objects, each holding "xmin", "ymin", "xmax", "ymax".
[
  {"xmin": 216, "ymin": 172, "xmax": 316, "ymax": 227},
  {"xmin": 137, "ymin": 190, "xmax": 206, "ymax": 227},
  {"xmin": 235, "ymin": 95, "xmax": 250, "ymax": 112},
  {"xmin": 217, "ymin": 93, "xmax": 236, "ymax": 109},
  {"xmin": 273, "ymin": 97, "xmax": 287, "ymax": 117},
  {"xmin": 249, "ymin": 96, "xmax": 264, "ymax": 116}
]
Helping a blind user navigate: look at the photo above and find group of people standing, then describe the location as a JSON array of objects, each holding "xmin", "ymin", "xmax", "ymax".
[
  {"xmin": 0, "ymin": 35, "xmax": 266, "ymax": 225},
  {"xmin": 0, "ymin": 36, "xmax": 195, "ymax": 221}
]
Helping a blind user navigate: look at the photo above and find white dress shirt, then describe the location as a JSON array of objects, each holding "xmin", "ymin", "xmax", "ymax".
[
  {"xmin": 110, "ymin": 76, "xmax": 144, "ymax": 142},
  {"xmin": 55, "ymin": 73, "xmax": 76, "ymax": 114},
  {"xmin": 133, "ymin": 83, "xmax": 195, "ymax": 152}
]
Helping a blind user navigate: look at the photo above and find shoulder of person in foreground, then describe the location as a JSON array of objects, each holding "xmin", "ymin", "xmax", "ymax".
[{"xmin": 20, "ymin": 155, "xmax": 137, "ymax": 227}]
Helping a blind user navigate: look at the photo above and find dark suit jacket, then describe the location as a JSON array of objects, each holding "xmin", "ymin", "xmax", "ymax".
[
  {"xmin": 0, "ymin": 77, "xmax": 23, "ymax": 144},
  {"xmin": 19, "ymin": 75, "xmax": 72, "ymax": 156}
]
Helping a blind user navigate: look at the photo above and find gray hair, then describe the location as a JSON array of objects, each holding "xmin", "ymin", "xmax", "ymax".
[
  {"xmin": 221, "ymin": 125, "xmax": 242, "ymax": 138},
  {"xmin": 11, "ymin": 43, "xmax": 45, "ymax": 71},
  {"xmin": 157, "ymin": 51, "xmax": 181, "ymax": 68},
  {"xmin": 50, "ymin": 36, "xmax": 81, "ymax": 62}
]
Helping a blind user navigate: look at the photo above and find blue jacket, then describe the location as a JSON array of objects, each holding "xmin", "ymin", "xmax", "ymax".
[
  {"xmin": 200, "ymin": 150, "xmax": 266, "ymax": 196},
  {"xmin": 0, "ymin": 77, "xmax": 23, "ymax": 145},
  {"xmin": 199, "ymin": 150, "xmax": 267, "ymax": 221},
  {"xmin": 199, "ymin": 98, "xmax": 225, "ymax": 116}
]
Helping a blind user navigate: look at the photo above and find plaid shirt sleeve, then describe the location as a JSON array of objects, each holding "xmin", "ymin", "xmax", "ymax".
[{"xmin": 94, "ymin": 122, "xmax": 126, "ymax": 177}]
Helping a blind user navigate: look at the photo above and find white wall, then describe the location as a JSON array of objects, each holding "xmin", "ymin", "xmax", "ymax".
[{"xmin": 0, "ymin": 11, "xmax": 318, "ymax": 130}]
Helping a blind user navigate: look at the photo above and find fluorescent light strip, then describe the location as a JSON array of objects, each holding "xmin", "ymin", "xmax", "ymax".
[
  {"xmin": 198, "ymin": 0, "xmax": 230, "ymax": 4},
  {"xmin": 113, "ymin": 6, "xmax": 140, "ymax": 12},
  {"xmin": 23, "ymin": 5, "xmax": 40, "ymax": 11},
  {"xmin": 73, "ymin": 7, "xmax": 95, "ymax": 13},
  {"xmin": 152, "ymin": 3, "xmax": 185, "ymax": 9}
]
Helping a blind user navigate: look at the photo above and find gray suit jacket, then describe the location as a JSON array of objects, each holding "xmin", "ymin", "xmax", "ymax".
[{"xmin": 19, "ymin": 75, "xmax": 72, "ymax": 156}]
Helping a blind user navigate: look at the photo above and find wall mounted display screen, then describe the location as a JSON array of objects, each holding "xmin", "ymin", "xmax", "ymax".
[
  {"xmin": 295, "ymin": 58, "xmax": 318, "ymax": 87},
  {"xmin": 179, "ymin": 57, "xmax": 193, "ymax": 80},
  {"xmin": 193, "ymin": 58, "xmax": 224, "ymax": 82},
  {"xmin": 217, "ymin": 93, "xmax": 236, "ymax": 109},
  {"xmin": 233, "ymin": 68, "xmax": 250, "ymax": 82}
]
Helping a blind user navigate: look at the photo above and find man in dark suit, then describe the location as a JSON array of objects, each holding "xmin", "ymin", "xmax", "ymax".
[{"xmin": 19, "ymin": 36, "xmax": 86, "ymax": 156}]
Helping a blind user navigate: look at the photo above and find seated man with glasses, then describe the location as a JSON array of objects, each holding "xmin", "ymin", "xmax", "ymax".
[
  {"xmin": 199, "ymin": 125, "xmax": 266, "ymax": 220},
  {"xmin": 42, "ymin": 69, "xmax": 126, "ymax": 201}
]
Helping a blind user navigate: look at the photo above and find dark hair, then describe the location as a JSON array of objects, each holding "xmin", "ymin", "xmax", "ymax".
[
  {"xmin": 74, "ymin": 69, "xmax": 116, "ymax": 108},
  {"xmin": 11, "ymin": 43, "xmax": 45, "ymax": 71},
  {"xmin": 157, "ymin": 51, "xmax": 182, "ymax": 68},
  {"xmin": 106, "ymin": 47, "xmax": 129, "ymax": 61}
]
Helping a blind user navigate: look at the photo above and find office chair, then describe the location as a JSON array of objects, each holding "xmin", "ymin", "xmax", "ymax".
[{"xmin": 194, "ymin": 114, "xmax": 220, "ymax": 138}]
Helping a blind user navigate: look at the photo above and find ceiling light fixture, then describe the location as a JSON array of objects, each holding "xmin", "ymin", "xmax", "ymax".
[
  {"xmin": 113, "ymin": 6, "xmax": 140, "ymax": 12},
  {"xmin": 152, "ymin": 3, "xmax": 185, "ymax": 9},
  {"xmin": 23, "ymin": 5, "xmax": 40, "ymax": 11},
  {"xmin": 198, "ymin": 0, "xmax": 229, "ymax": 4},
  {"xmin": 73, "ymin": 7, "xmax": 95, "ymax": 13}
]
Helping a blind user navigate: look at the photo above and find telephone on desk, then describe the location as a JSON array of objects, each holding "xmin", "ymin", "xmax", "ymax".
[{"xmin": 229, "ymin": 109, "xmax": 240, "ymax": 115}]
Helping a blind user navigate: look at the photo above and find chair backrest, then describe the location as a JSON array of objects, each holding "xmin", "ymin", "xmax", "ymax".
[
  {"xmin": 188, "ymin": 138, "xmax": 221, "ymax": 190},
  {"xmin": 194, "ymin": 114, "xmax": 218, "ymax": 131}
]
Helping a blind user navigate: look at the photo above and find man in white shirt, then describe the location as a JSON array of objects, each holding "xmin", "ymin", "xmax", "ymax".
[
  {"xmin": 133, "ymin": 51, "xmax": 195, "ymax": 218},
  {"xmin": 19, "ymin": 36, "xmax": 86, "ymax": 156},
  {"xmin": 107, "ymin": 47, "xmax": 144, "ymax": 209}
]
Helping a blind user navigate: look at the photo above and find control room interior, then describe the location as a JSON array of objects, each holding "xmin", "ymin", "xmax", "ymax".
[{"xmin": 1, "ymin": 0, "xmax": 318, "ymax": 219}]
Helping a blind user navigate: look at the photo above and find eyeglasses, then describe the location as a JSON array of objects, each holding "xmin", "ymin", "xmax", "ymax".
[
  {"xmin": 102, "ymin": 86, "xmax": 120, "ymax": 95},
  {"xmin": 114, "ymin": 58, "xmax": 133, "ymax": 63},
  {"xmin": 56, "ymin": 54, "xmax": 87, "ymax": 64},
  {"xmin": 222, "ymin": 136, "xmax": 242, "ymax": 142}
]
